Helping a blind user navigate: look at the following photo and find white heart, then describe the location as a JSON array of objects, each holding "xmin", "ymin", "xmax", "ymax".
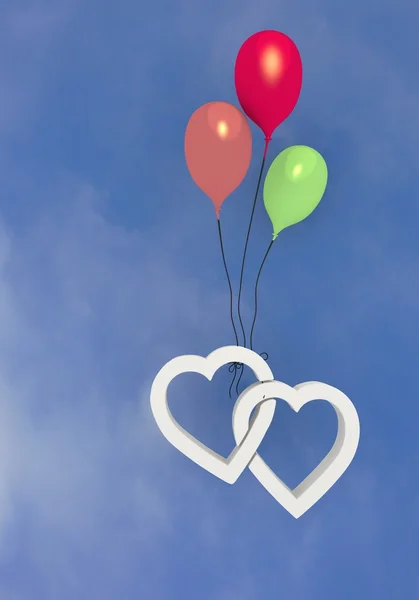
[
  {"xmin": 232, "ymin": 380, "xmax": 360, "ymax": 517},
  {"xmin": 150, "ymin": 346, "xmax": 275, "ymax": 484}
]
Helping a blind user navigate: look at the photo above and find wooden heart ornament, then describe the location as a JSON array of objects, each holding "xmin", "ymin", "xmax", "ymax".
[
  {"xmin": 150, "ymin": 346, "xmax": 360, "ymax": 516},
  {"xmin": 150, "ymin": 346, "xmax": 275, "ymax": 484},
  {"xmin": 232, "ymin": 380, "xmax": 360, "ymax": 518}
]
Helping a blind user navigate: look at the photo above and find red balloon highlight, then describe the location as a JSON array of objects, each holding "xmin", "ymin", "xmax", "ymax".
[
  {"xmin": 184, "ymin": 102, "xmax": 252, "ymax": 218},
  {"xmin": 234, "ymin": 30, "xmax": 303, "ymax": 141}
]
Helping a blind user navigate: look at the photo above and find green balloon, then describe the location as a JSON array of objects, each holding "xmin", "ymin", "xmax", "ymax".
[{"xmin": 263, "ymin": 145, "xmax": 328, "ymax": 240}]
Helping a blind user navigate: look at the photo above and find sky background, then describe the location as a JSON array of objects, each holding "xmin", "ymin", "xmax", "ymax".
[{"xmin": 0, "ymin": 0, "xmax": 419, "ymax": 598}]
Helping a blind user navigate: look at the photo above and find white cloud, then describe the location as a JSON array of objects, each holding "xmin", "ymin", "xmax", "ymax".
[
  {"xmin": 0, "ymin": 178, "xmax": 233, "ymax": 594},
  {"xmin": 0, "ymin": 0, "xmax": 416, "ymax": 596}
]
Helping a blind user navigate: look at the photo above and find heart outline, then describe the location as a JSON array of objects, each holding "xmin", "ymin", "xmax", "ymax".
[
  {"xmin": 232, "ymin": 380, "xmax": 360, "ymax": 517},
  {"xmin": 150, "ymin": 346, "xmax": 275, "ymax": 484}
]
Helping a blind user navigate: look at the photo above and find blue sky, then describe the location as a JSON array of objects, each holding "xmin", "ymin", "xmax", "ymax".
[{"xmin": 0, "ymin": 0, "xmax": 419, "ymax": 598}]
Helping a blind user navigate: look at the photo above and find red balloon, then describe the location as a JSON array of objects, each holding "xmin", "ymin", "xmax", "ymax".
[
  {"xmin": 234, "ymin": 30, "xmax": 303, "ymax": 140},
  {"xmin": 184, "ymin": 102, "xmax": 252, "ymax": 218}
]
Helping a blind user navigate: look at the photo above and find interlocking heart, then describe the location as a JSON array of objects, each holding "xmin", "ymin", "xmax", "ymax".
[{"xmin": 149, "ymin": 346, "xmax": 360, "ymax": 518}]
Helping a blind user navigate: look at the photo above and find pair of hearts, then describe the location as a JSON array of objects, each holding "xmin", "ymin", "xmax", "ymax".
[{"xmin": 149, "ymin": 346, "xmax": 360, "ymax": 518}]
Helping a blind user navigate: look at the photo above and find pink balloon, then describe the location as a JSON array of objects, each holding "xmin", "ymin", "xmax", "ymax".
[{"xmin": 185, "ymin": 101, "xmax": 252, "ymax": 218}]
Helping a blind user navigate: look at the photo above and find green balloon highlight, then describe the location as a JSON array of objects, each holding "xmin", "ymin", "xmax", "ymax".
[{"xmin": 263, "ymin": 145, "xmax": 328, "ymax": 240}]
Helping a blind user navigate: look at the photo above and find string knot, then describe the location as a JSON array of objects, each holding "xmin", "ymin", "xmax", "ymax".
[{"xmin": 228, "ymin": 361, "xmax": 243, "ymax": 398}]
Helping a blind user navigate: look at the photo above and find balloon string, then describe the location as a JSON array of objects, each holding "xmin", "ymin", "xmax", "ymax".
[
  {"xmin": 217, "ymin": 219, "xmax": 244, "ymax": 399},
  {"xmin": 229, "ymin": 138, "xmax": 271, "ymax": 399},
  {"xmin": 217, "ymin": 218, "xmax": 239, "ymax": 347},
  {"xmin": 250, "ymin": 239, "xmax": 275, "ymax": 352},
  {"xmin": 232, "ymin": 351, "xmax": 269, "ymax": 398},
  {"xmin": 237, "ymin": 137, "xmax": 271, "ymax": 348},
  {"xmin": 228, "ymin": 361, "xmax": 243, "ymax": 398}
]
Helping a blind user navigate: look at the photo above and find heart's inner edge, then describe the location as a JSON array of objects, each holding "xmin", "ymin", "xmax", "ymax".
[{"xmin": 236, "ymin": 393, "xmax": 358, "ymax": 502}]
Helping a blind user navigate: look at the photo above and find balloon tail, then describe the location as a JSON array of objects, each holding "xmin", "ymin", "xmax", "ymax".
[{"xmin": 263, "ymin": 137, "xmax": 272, "ymax": 159}]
